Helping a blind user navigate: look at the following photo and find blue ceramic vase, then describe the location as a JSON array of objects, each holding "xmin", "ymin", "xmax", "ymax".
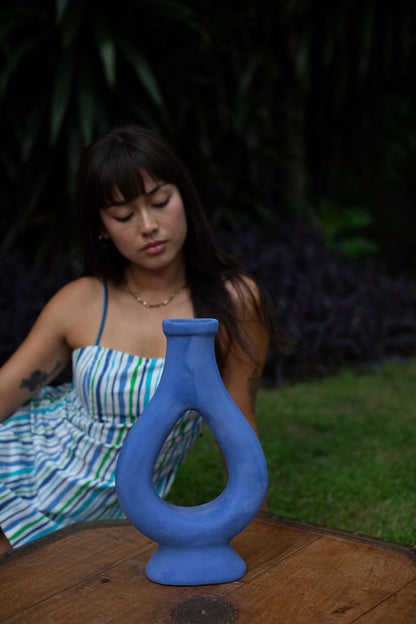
[{"xmin": 115, "ymin": 318, "xmax": 268, "ymax": 585}]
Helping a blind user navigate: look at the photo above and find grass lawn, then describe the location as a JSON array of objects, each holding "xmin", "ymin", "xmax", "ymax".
[{"xmin": 167, "ymin": 356, "xmax": 416, "ymax": 546}]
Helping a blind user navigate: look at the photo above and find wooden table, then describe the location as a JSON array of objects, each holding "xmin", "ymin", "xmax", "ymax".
[{"xmin": 1, "ymin": 513, "xmax": 415, "ymax": 623}]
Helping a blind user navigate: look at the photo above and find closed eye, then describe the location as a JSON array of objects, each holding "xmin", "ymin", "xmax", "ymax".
[
  {"xmin": 152, "ymin": 196, "xmax": 170, "ymax": 208},
  {"xmin": 114, "ymin": 213, "xmax": 133, "ymax": 223}
]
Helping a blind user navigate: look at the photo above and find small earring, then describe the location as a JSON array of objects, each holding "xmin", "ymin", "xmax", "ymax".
[{"xmin": 98, "ymin": 233, "xmax": 111, "ymax": 247}]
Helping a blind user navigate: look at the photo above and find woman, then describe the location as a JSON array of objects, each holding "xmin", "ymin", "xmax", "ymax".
[{"xmin": 0, "ymin": 125, "xmax": 283, "ymax": 552}]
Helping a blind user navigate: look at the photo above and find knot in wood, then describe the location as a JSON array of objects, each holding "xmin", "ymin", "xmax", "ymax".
[{"xmin": 171, "ymin": 598, "xmax": 238, "ymax": 624}]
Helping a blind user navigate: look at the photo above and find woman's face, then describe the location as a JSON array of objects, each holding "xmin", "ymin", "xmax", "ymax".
[{"xmin": 99, "ymin": 178, "xmax": 188, "ymax": 274}]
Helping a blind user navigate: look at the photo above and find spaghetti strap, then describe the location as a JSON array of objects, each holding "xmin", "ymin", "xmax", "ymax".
[{"xmin": 95, "ymin": 279, "xmax": 108, "ymax": 345}]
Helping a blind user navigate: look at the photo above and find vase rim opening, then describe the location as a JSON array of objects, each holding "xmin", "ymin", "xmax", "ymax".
[{"xmin": 162, "ymin": 318, "xmax": 219, "ymax": 337}]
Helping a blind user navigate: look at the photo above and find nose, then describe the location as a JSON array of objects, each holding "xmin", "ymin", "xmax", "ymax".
[{"xmin": 139, "ymin": 207, "xmax": 158, "ymax": 236}]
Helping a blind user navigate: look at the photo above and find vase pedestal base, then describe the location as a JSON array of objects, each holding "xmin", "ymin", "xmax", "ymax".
[{"xmin": 146, "ymin": 543, "xmax": 247, "ymax": 586}]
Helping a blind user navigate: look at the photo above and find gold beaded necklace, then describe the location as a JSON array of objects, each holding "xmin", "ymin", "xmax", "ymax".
[{"xmin": 124, "ymin": 281, "xmax": 187, "ymax": 308}]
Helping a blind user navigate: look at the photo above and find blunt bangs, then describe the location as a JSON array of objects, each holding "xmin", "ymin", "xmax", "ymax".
[{"xmin": 88, "ymin": 130, "xmax": 181, "ymax": 212}]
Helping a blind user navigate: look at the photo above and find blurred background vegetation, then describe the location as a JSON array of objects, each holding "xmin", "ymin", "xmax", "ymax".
[
  {"xmin": 1, "ymin": 0, "xmax": 415, "ymax": 272},
  {"xmin": 1, "ymin": 0, "xmax": 416, "ymax": 380}
]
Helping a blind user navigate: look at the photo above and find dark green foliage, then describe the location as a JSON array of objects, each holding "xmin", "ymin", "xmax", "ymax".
[
  {"xmin": 0, "ymin": 1, "xmax": 285, "ymax": 257},
  {"xmin": 298, "ymin": 2, "xmax": 416, "ymax": 275},
  {"xmin": 0, "ymin": 0, "xmax": 195, "ymax": 257},
  {"xmin": 1, "ymin": 1, "xmax": 415, "ymax": 274},
  {"xmin": 219, "ymin": 222, "xmax": 416, "ymax": 384}
]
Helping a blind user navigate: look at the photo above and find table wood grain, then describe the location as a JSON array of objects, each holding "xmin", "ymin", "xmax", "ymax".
[{"xmin": 1, "ymin": 513, "xmax": 415, "ymax": 623}]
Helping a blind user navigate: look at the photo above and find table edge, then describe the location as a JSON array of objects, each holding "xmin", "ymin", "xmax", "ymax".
[{"xmin": 1, "ymin": 512, "xmax": 415, "ymax": 566}]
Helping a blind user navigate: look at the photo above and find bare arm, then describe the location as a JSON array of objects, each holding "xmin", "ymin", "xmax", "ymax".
[
  {"xmin": 0, "ymin": 304, "xmax": 71, "ymax": 421},
  {"xmin": 220, "ymin": 278, "xmax": 270, "ymax": 509},
  {"xmin": 221, "ymin": 279, "xmax": 269, "ymax": 431},
  {"xmin": 0, "ymin": 281, "xmax": 90, "ymax": 422}
]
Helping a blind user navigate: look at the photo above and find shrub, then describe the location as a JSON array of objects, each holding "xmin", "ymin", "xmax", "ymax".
[{"xmin": 218, "ymin": 222, "xmax": 416, "ymax": 385}]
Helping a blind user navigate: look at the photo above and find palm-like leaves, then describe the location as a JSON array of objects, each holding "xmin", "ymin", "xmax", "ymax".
[
  {"xmin": 0, "ymin": 0, "xmax": 194, "ymax": 255},
  {"xmin": 0, "ymin": 1, "xmax": 415, "ymax": 269}
]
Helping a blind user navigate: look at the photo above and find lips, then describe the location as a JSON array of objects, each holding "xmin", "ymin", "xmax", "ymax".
[{"xmin": 142, "ymin": 241, "xmax": 167, "ymax": 255}]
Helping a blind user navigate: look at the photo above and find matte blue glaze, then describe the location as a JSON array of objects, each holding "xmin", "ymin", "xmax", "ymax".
[{"xmin": 115, "ymin": 318, "xmax": 268, "ymax": 585}]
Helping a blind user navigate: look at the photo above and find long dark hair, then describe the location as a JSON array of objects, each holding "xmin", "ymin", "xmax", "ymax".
[{"xmin": 76, "ymin": 124, "xmax": 286, "ymax": 368}]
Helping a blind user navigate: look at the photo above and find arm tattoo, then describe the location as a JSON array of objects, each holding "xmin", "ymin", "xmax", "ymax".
[
  {"xmin": 247, "ymin": 366, "xmax": 260, "ymax": 413},
  {"xmin": 20, "ymin": 361, "xmax": 62, "ymax": 393}
]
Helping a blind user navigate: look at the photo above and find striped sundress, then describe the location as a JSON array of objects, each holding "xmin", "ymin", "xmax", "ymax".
[{"xmin": 0, "ymin": 283, "xmax": 203, "ymax": 548}]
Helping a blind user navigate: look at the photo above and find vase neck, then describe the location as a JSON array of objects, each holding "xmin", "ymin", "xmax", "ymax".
[{"xmin": 164, "ymin": 333, "xmax": 216, "ymax": 365}]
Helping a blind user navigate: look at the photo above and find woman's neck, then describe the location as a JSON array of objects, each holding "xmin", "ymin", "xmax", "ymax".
[{"xmin": 124, "ymin": 259, "xmax": 187, "ymax": 296}]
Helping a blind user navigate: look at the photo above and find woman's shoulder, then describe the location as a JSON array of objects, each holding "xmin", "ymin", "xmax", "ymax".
[
  {"xmin": 40, "ymin": 277, "xmax": 108, "ymax": 348},
  {"xmin": 42, "ymin": 276, "xmax": 105, "ymax": 323},
  {"xmin": 60, "ymin": 275, "xmax": 104, "ymax": 297},
  {"xmin": 52, "ymin": 276, "xmax": 105, "ymax": 304},
  {"xmin": 224, "ymin": 273, "xmax": 261, "ymax": 306}
]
